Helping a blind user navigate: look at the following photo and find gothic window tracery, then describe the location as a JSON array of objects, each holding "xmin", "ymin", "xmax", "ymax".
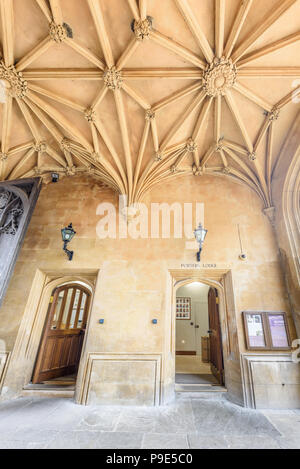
[{"xmin": 0, "ymin": 189, "xmax": 24, "ymax": 236}]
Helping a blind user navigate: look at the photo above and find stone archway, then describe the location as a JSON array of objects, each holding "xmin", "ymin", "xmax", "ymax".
[
  {"xmin": 282, "ymin": 145, "xmax": 300, "ymax": 286},
  {"xmin": 0, "ymin": 271, "xmax": 97, "ymax": 401},
  {"xmin": 162, "ymin": 269, "xmax": 244, "ymax": 407}
]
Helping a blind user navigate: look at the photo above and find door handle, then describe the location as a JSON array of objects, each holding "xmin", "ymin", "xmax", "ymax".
[{"xmin": 195, "ymin": 325, "xmax": 199, "ymax": 329}]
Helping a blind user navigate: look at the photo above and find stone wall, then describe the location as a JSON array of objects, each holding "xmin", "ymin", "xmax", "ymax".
[
  {"xmin": 241, "ymin": 354, "xmax": 300, "ymax": 409},
  {"xmin": 272, "ymin": 113, "xmax": 300, "ymax": 336},
  {"xmin": 0, "ymin": 174, "xmax": 298, "ymax": 406}
]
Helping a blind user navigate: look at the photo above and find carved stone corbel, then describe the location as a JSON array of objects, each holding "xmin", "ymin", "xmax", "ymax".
[
  {"xmin": 263, "ymin": 206, "xmax": 276, "ymax": 226},
  {"xmin": 65, "ymin": 165, "xmax": 77, "ymax": 176},
  {"xmin": 192, "ymin": 164, "xmax": 204, "ymax": 176},
  {"xmin": 33, "ymin": 167, "xmax": 42, "ymax": 176},
  {"xmin": 222, "ymin": 166, "xmax": 231, "ymax": 174}
]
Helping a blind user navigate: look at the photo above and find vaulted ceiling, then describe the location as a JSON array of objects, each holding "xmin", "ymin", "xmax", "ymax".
[{"xmin": 0, "ymin": 0, "xmax": 299, "ymax": 206}]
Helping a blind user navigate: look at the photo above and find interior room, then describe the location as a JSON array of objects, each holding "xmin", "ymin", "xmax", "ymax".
[{"xmin": 175, "ymin": 282, "xmax": 225, "ymax": 391}]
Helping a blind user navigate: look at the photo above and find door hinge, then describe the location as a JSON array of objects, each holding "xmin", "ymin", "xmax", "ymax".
[
  {"xmin": 49, "ymin": 296, "xmax": 54, "ymax": 304},
  {"xmin": 216, "ymin": 297, "xmax": 219, "ymax": 304}
]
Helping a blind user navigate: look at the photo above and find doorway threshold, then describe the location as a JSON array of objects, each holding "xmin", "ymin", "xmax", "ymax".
[
  {"xmin": 22, "ymin": 383, "xmax": 75, "ymax": 398},
  {"xmin": 175, "ymin": 383, "xmax": 227, "ymax": 392}
]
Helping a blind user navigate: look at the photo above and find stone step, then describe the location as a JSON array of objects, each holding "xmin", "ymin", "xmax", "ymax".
[
  {"xmin": 176, "ymin": 391, "xmax": 228, "ymax": 400},
  {"xmin": 21, "ymin": 388, "xmax": 74, "ymax": 399},
  {"xmin": 175, "ymin": 383, "xmax": 227, "ymax": 393}
]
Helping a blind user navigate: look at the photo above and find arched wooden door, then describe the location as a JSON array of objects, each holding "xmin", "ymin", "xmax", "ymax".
[
  {"xmin": 32, "ymin": 284, "xmax": 91, "ymax": 384},
  {"xmin": 208, "ymin": 287, "xmax": 224, "ymax": 385}
]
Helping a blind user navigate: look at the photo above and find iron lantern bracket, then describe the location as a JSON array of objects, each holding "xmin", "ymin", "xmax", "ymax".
[
  {"xmin": 197, "ymin": 245, "xmax": 203, "ymax": 262},
  {"xmin": 63, "ymin": 241, "xmax": 74, "ymax": 261}
]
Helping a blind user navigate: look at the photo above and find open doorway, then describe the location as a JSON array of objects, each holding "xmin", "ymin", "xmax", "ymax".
[
  {"xmin": 29, "ymin": 282, "xmax": 91, "ymax": 392},
  {"xmin": 175, "ymin": 282, "xmax": 225, "ymax": 390}
]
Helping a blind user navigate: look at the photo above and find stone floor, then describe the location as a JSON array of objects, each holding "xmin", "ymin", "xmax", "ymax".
[
  {"xmin": 175, "ymin": 355, "xmax": 212, "ymax": 374},
  {"xmin": 0, "ymin": 392, "xmax": 299, "ymax": 449}
]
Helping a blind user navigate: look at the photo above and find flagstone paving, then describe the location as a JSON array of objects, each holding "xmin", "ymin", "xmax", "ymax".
[{"xmin": 0, "ymin": 392, "xmax": 299, "ymax": 449}]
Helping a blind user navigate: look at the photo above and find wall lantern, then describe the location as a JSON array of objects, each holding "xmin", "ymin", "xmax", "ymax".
[
  {"xmin": 194, "ymin": 223, "xmax": 208, "ymax": 262},
  {"xmin": 61, "ymin": 223, "xmax": 76, "ymax": 261}
]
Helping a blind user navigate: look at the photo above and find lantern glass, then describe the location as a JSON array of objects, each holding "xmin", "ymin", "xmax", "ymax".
[
  {"xmin": 194, "ymin": 224, "xmax": 207, "ymax": 243},
  {"xmin": 61, "ymin": 224, "xmax": 76, "ymax": 242}
]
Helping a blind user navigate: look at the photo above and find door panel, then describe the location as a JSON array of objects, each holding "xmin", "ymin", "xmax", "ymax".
[
  {"xmin": 61, "ymin": 336, "xmax": 72, "ymax": 367},
  {"xmin": 69, "ymin": 336, "xmax": 80, "ymax": 365},
  {"xmin": 208, "ymin": 288, "xmax": 224, "ymax": 385},
  {"xmin": 32, "ymin": 284, "xmax": 91, "ymax": 384},
  {"xmin": 52, "ymin": 337, "xmax": 65, "ymax": 368},
  {"xmin": 43, "ymin": 338, "xmax": 55, "ymax": 370}
]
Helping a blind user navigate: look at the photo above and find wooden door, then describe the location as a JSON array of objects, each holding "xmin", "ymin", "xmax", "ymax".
[
  {"xmin": 208, "ymin": 287, "xmax": 224, "ymax": 385},
  {"xmin": 32, "ymin": 284, "xmax": 91, "ymax": 384}
]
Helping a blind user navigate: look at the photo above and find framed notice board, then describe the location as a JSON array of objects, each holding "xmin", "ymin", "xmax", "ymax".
[{"xmin": 243, "ymin": 311, "xmax": 291, "ymax": 351}]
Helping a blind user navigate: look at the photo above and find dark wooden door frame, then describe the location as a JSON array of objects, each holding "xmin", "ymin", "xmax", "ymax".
[
  {"xmin": 32, "ymin": 283, "xmax": 91, "ymax": 384},
  {"xmin": 208, "ymin": 287, "xmax": 225, "ymax": 385}
]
